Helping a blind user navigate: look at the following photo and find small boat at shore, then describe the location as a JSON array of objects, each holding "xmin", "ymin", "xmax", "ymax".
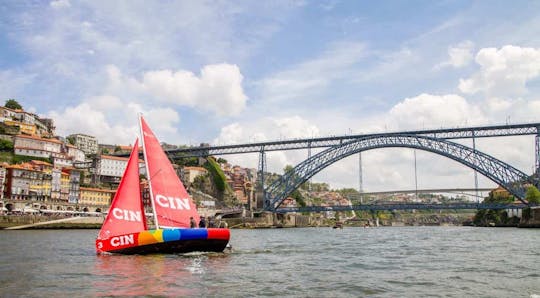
[{"xmin": 95, "ymin": 116, "xmax": 230, "ymax": 254}]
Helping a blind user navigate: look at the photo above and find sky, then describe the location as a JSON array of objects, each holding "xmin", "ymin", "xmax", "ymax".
[{"xmin": 1, "ymin": 0, "xmax": 540, "ymax": 192}]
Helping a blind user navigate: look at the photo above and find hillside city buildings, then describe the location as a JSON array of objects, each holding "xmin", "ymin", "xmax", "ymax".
[{"xmin": 0, "ymin": 105, "xmax": 261, "ymax": 214}]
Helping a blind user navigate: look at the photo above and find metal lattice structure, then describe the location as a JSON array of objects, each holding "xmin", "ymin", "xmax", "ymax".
[
  {"xmin": 159, "ymin": 122, "xmax": 540, "ymax": 158},
  {"xmin": 274, "ymin": 203, "xmax": 531, "ymax": 213},
  {"xmin": 264, "ymin": 134, "xmax": 534, "ymax": 211}
]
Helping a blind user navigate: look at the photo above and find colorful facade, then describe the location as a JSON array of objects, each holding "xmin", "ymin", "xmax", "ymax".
[{"xmin": 79, "ymin": 187, "xmax": 115, "ymax": 207}]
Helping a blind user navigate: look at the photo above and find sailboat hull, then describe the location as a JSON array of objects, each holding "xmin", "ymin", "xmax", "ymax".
[{"xmin": 96, "ymin": 228, "xmax": 230, "ymax": 255}]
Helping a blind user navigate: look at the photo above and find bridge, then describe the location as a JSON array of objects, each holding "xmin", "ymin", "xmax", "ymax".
[
  {"xmin": 273, "ymin": 202, "xmax": 531, "ymax": 213},
  {"xmin": 353, "ymin": 188, "xmax": 493, "ymax": 197},
  {"xmin": 117, "ymin": 122, "xmax": 540, "ymax": 213}
]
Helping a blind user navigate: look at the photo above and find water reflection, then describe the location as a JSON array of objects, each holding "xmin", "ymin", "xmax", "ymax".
[{"xmin": 93, "ymin": 253, "xmax": 230, "ymax": 297}]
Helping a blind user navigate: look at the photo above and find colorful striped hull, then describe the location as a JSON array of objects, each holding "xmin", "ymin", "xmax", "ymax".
[{"xmin": 96, "ymin": 228, "xmax": 230, "ymax": 255}]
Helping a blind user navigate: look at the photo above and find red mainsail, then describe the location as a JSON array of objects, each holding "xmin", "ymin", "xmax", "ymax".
[
  {"xmin": 140, "ymin": 116, "xmax": 200, "ymax": 228},
  {"xmin": 97, "ymin": 139, "xmax": 147, "ymax": 240}
]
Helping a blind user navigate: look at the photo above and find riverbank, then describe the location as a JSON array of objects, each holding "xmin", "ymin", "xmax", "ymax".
[{"xmin": 2, "ymin": 209, "xmax": 539, "ymax": 229}]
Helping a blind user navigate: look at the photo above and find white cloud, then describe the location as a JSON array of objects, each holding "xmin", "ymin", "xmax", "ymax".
[
  {"xmin": 459, "ymin": 45, "xmax": 540, "ymax": 96},
  {"xmin": 103, "ymin": 64, "xmax": 248, "ymax": 117},
  {"xmin": 436, "ymin": 40, "xmax": 474, "ymax": 69},
  {"xmin": 47, "ymin": 96, "xmax": 181, "ymax": 145},
  {"xmin": 387, "ymin": 93, "xmax": 487, "ymax": 130},
  {"xmin": 50, "ymin": 0, "xmax": 70, "ymax": 9},
  {"xmin": 141, "ymin": 64, "xmax": 248, "ymax": 116},
  {"xmin": 214, "ymin": 116, "xmax": 320, "ymax": 145},
  {"xmin": 483, "ymin": 97, "xmax": 540, "ymax": 123}
]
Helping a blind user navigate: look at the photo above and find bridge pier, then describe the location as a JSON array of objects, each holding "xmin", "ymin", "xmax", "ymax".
[
  {"xmin": 258, "ymin": 149, "xmax": 267, "ymax": 210},
  {"xmin": 535, "ymin": 130, "xmax": 540, "ymax": 185}
]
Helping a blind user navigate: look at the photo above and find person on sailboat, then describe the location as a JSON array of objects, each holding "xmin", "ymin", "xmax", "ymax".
[
  {"xmin": 190, "ymin": 217, "xmax": 196, "ymax": 228},
  {"xmin": 208, "ymin": 216, "xmax": 215, "ymax": 228},
  {"xmin": 199, "ymin": 216, "xmax": 207, "ymax": 228}
]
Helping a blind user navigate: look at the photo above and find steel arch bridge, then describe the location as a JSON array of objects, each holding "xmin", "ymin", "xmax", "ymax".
[{"xmin": 264, "ymin": 134, "xmax": 535, "ymax": 211}]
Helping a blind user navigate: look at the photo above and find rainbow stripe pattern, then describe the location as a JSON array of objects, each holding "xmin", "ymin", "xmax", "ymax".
[{"xmin": 96, "ymin": 228, "xmax": 230, "ymax": 254}]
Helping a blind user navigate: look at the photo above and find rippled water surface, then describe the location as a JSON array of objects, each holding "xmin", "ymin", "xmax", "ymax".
[{"xmin": 1, "ymin": 227, "xmax": 539, "ymax": 297}]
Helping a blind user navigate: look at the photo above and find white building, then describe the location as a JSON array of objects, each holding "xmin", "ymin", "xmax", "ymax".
[
  {"xmin": 98, "ymin": 155, "xmax": 145, "ymax": 178},
  {"xmin": 68, "ymin": 134, "xmax": 98, "ymax": 155},
  {"xmin": 184, "ymin": 166, "xmax": 208, "ymax": 183},
  {"xmin": 14, "ymin": 135, "xmax": 62, "ymax": 154},
  {"xmin": 66, "ymin": 144, "xmax": 86, "ymax": 162}
]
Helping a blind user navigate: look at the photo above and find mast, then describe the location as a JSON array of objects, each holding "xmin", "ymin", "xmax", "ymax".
[{"xmin": 139, "ymin": 114, "xmax": 159, "ymax": 229}]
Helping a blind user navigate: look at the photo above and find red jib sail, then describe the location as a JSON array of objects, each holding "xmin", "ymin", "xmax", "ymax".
[
  {"xmin": 140, "ymin": 116, "xmax": 200, "ymax": 228},
  {"xmin": 97, "ymin": 139, "xmax": 147, "ymax": 240}
]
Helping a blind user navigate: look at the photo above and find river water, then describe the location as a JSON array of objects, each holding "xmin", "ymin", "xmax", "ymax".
[{"xmin": 0, "ymin": 227, "xmax": 539, "ymax": 297}]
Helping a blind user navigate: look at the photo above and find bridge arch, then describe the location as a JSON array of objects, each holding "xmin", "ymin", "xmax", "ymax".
[{"xmin": 264, "ymin": 134, "xmax": 533, "ymax": 211}]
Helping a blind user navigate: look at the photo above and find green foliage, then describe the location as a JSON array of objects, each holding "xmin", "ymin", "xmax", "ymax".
[
  {"xmin": 290, "ymin": 189, "xmax": 306, "ymax": 207},
  {"xmin": 191, "ymin": 174, "xmax": 209, "ymax": 191},
  {"xmin": 525, "ymin": 186, "xmax": 540, "ymax": 204},
  {"xmin": 337, "ymin": 188, "xmax": 359, "ymax": 194},
  {"xmin": 310, "ymin": 182, "xmax": 329, "ymax": 192},
  {"xmin": 12, "ymin": 155, "xmax": 51, "ymax": 164},
  {"xmin": 101, "ymin": 148, "xmax": 109, "ymax": 154},
  {"xmin": 216, "ymin": 158, "xmax": 227, "ymax": 164},
  {"xmin": 5, "ymin": 99, "xmax": 22, "ymax": 110},
  {"xmin": 205, "ymin": 157, "xmax": 228, "ymax": 192},
  {"xmin": 283, "ymin": 164, "xmax": 294, "ymax": 173},
  {"xmin": 0, "ymin": 151, "xmax": 14, "ymax": 163},
  {"xmin": 66, "ymin": 136, "xmax": 76, "ymax": 145},
  {"xmin": 175, "ymin": 156, "xmax": 199, "ymax": 167},
  {"xmin": 0, "ymin": 139, "xmax": 13, "ymax": 151},
  {"xmin": 114, "ymin": 146, "xmax": 122, "ymax": 153},
  {"xmin": 484, "ymin": 190, "xmax": 513, "ymax": 204}
]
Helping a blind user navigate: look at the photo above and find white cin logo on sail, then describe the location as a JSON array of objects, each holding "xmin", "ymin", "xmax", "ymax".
[
  {"xmin": 112, "ymin": 208, "xmax": 142, "ymax": 222},
  {"xmin": 155, "ymin": 194, "xmax": 191, "ymax": 210}
]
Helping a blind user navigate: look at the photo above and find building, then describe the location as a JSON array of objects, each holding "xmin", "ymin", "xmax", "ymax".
[
  {"xmin": 68, "ymin": 134, "xmax": 98, "ymax": 155},
  {"xmin": 65, "ymin": 144, "xmax": 86, "ymax": 162},
  {"xmin": 0, "ymin": 106, "xmax": 55, "ymax": 137},
  {"xmin": 96, "ymin": 155, "xmax": 145, "ymax": 184},
  {"xmin": 14, "ymin": 134, "xmax": 62, "ymax": 155},
  {"xmin": 13, "ymin": 134, "xmax": 81, "ymax": 168},
  {"xmin": 0, "ymin": 164, "xmax": 7, "ymax": 200},
  {"xmin": 60, "ymin": 170, "xmax": 70, "ymax": 202},
  {"xmin": 79, "ymin": 187, "xmax": 115, "ymax": 210},
  {"xmin": 184, "ymin": 166, "xmax": 208, "ymax": 184},
  {"xmin": 5, "ymin": 163, "xmax": 52, "ymax": 201},
  {"xmin": 67, "ymin": 169, "xmax": 81, "ymax": 204}
]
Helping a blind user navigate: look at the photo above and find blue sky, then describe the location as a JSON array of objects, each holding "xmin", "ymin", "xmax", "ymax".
[{"xmin": 1, "ymin": 0, "xmax": 540, "ymax": 191}]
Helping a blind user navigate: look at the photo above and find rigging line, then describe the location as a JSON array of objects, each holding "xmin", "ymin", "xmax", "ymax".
[
  {"xmin": 157, "ymin": 214, "xmax": 187, "ymax": 225},
  {"xmin": 147, "ymin": 168, "xmax": 163, "ymax": 182}
]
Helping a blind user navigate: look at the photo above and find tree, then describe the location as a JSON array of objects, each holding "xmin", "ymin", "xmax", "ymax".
[
  {"xmin": 0, "ymin": 139, "xmax": 13, "ymax": 151},
  {"xmin": 5, "ymin": 99, "xmax": 22, "ymax": 110},
  {"xmin": 66, "ymin": 136, "xmax": 76, "ymax": 145},
  {"xmin": 525, "ymin": 185, "xmax": 540, "ymax": 204}
]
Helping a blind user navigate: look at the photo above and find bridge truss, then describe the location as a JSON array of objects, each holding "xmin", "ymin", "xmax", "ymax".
[
  {"xmin": 110, "ymin": 123, "xmax": 540, "ymax": 213},
  {"xmin": 264, "ymin": 134, "xmax": 535, "ymax": 211},
  {"xmin": 274, "ymin": 203, "xmax": 530, "ymax": 213},
  {"xmin": 164, "ymin": 122, "xmax": 540, "ymax": 160}
]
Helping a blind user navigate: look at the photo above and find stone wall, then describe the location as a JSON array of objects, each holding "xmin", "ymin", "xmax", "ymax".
[{"xmin": 519, "ymin": 207, "xmax": 540, "ymax": 228}]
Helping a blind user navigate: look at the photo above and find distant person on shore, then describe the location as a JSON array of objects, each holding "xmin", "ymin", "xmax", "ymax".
[
  {"xmin": 198, "ymin": 216, "xmax": 207, "ymax": 228},
  {"xmin": 190, "ymin": 217, "xmax": 196, "ymax": 228},
  {"xmin": 208, "ymin": 216, "xmax": 215, "ymax": 228}
]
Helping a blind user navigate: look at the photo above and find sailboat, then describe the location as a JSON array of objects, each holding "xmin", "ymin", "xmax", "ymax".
[{"xmin": 95, "ymin": 116, "xmax": 230, "ymax": 254}]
